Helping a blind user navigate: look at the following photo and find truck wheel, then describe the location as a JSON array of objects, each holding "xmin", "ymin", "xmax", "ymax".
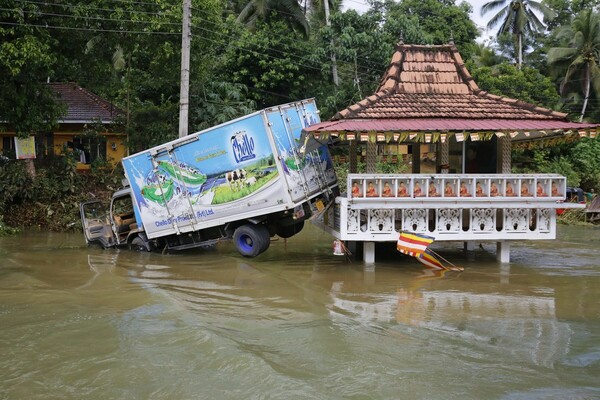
[
  {"xmin": 277, "ymin": 220, "xmax": 304, "ymax": 239},
  {"xmin": 233, "ymin": 224, "xmax": 269, "ymax": 257},
  {"xmin": 131, "ymin": 236, "xmax": 152, "ymax": 252}
]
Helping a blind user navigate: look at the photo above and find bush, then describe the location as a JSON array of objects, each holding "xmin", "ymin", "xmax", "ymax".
[{"xmin": 2, "ymin": 159, "xmax": 119, "ymax": 231}]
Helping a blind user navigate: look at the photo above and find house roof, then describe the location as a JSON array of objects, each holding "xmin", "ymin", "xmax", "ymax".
[
  {"xmin": 305, "ymin": 43, "xmax": 598, "ymax": 143},
  {"xmin": 49, "ymin": 82, "xmax": 122, "ymax": 124}
]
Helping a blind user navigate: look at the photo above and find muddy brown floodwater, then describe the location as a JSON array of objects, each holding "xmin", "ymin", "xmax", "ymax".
[{"xmin": 1, "ymin": 224, "xmax": 599, "ymax": 399}]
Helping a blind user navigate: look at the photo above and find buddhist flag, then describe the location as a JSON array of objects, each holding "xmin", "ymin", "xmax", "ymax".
[
  {"xmin": 397, "ymin": 232, "xmax": 463, "ymax": 271},
  {"xmin": 396, "ymin": 232, "xmax": 434, "ymax": 257},
  {"xmin": 416, "ymin": 248, "xmax": 446, "ymax": 270}
]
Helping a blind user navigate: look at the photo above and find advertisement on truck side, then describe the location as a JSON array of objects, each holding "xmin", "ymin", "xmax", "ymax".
[{"xmin": 121, "ymin": 99, "xmax": 334, "ymax": 240}]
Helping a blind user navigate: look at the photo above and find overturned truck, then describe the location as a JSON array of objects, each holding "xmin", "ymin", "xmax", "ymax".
[{"xmin": 80, "ymin": 99, "xmax": 338, "ymax": 257}]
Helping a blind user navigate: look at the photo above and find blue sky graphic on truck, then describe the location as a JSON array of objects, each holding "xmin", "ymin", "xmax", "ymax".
[{"xmin": 123, "ymin": 113, "xmax": 279, "ymax": 222}]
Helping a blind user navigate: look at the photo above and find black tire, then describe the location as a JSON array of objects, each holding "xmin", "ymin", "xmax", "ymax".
[
  {"xmin": 233, "ymin": 224, "xmax": 270, "ymax": 257},
  {"xmin": 130, "ymin": 236, "xmax": 152, "ymax": 252},
  {"xmin": 276, "ymin": 220, "xmax": 305, "ymax": 239}
]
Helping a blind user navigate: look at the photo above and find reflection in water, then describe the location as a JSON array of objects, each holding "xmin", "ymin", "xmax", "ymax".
[{"xmin": 0, "ymin": 227, "xmax": 599, "ymax": 399}]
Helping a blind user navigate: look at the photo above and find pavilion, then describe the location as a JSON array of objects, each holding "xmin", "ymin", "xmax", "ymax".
[{"xmin": 304, "ymin": 41, "xmax": 598, "ymax": 264}]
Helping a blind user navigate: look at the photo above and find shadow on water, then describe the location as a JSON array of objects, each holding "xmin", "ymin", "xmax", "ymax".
[{"xmin": 0, "ymin": 225, "xmax": 599, "ymax": 399}]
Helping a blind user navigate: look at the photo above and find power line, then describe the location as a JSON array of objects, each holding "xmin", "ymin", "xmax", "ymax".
[
  {"xmin": 190, "ymin": 24, "xmax": 383, "ymax": 87},
  {"xmin": 13, "ymin": 0, "xmax": 180, "ymax": 18},
  {"xmin": 0, "ymin": 21, "xmax": 180, "ymax": 35},
  {"xmin": 191, "ymin": 5, "xmax": 389, "ymax": 71},
  {"xmin": 0, "ymin": 6, "xmax": 181, "ymax": 27},
  {"xmin": 9, "ymin": 0, "xmax": 387, "ymax": 82}
]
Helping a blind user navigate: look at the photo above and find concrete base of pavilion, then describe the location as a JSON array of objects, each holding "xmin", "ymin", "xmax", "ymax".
[{"xmin": 348, "ymin": 240, "xmax": 512, "ymax": 265}]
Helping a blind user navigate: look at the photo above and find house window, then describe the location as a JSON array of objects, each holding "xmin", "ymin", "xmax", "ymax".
[
  {"xmin": 2, "ymin": 137, "xmax": 15, "ymax": 158},
  {"xmin": 73, "ymin": 136, "xmax": 107, "ymax": 164}
]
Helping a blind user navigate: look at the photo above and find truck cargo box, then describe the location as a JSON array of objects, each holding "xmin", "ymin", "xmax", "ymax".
[{"xmin": 120, "ymin": 98, "xmax": 337, "ymax": 242}]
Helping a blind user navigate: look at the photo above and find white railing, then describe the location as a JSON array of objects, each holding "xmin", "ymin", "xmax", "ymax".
[{"xmin": 315, "ymin": 174, "xmax": 585, "ymax": 242}]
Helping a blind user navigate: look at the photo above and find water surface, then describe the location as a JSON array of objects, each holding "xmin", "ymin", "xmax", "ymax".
[{"xmin": 1, "ymin": 225, "xmax": 599, "ymax": 399}]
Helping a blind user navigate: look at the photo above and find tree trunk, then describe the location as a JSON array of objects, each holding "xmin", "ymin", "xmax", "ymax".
[
  {"xmin": 580, "ymin": 62, "xmax": 591, "ymax": 122},
  {"xmin": 518, "ymin": 34, "xmax": 522, "ymax": 70},
  {"xmin": 323, "ymin": 0, "xmax": 339, "ymax": 86},
  {"xmin": 24, "ymin": 159, "xmax": 36, "ymax": 178}
]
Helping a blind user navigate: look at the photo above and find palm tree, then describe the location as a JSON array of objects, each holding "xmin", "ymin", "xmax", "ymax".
[
  {"xmin": 481, "ymin": 0, "xmax": 554, "ymax": 69},
  {"xmin": 548, "ymin": 10, "xmax": 600, "ymax": 122},
  {"xmin": 236, "ymin": 0, "xmax": 309, "ymax": 36}
]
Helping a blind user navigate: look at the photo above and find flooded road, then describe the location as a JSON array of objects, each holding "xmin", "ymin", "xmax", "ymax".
[{"xmin": 1, "ymin": 225, "xmax": 599, "ymax": 399}]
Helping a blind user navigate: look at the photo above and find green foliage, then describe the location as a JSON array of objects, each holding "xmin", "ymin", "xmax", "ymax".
[
  {"xmin": 219, "ymin": 17, "xmax": 316, "ymax": 108},
  {"xmin": 547, "ymin": 9, "xmax": 600, "ymax": 122},
  {"xmin": 334, "ymin": 159, "xmax": 409, "ymax": 193},
  {"xmin": 0, "ymin": 161, "xmax": 35, "ymax": 213},
  {"xmin": 127, "ymin": 102, "xmax": 178, "ymax": 153},
  {"xmin": 2, "ymin": 159, "xmax": 121, "ymax": 231},
  {"xmin": 191, "ymin": 81, "xmax": 256, "ymax": 130},
  {"xmin": 568, "ymin": 137, "xmax": 600, "ymax": 191},
  {"xmin": 236, "ymin": 0, "xmax": 309, "ymax": 36},
  {"xmin": 0, "ymin": 216, "xmax": 19, "ymax": 236},
  {"xmin": 470, "ymin": 63, "xmax": 561, "ymax": 108},
  {"xmin": 0, "ymin": 2, "xmax": 66, "ymax": 138},
  {"xmin": 387, "ymin": 0, "xmax": 479, "ymax": 55}
]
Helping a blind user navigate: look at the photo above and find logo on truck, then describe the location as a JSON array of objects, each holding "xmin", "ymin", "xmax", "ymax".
[{"xmin": 231, "ymin": 131, "xmax": 255, "ymax": 163}]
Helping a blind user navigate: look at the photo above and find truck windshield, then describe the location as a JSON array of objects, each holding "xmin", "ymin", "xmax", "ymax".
[{"xmin": 112, "ymin": 196, "xmax": 133, "ymax": 216}]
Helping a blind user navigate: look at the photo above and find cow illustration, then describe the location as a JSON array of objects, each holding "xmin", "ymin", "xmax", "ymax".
[
  {"xmin": 225, "ymin": 168, "xmax": 247, "ymax": 191},
  {"xmin": 245, "ymin": 176, "xmax": 257, "ymax": 187}
]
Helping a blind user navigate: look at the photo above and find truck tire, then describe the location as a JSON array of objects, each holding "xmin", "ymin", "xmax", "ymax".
[
  {"xmin": 277, "ymin": 220, "xmax": 304, "ymax": 239},
  {"xmin": 233, "ymin": 224, "xmax": 269, "ymax": 257},
  {"xmin": 130, "ymin": 236, "xmax": 152, "ymax": 252}
]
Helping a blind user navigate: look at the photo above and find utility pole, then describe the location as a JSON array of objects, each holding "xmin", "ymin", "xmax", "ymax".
[
  {"xmin": 323, "ymin": 0, "xmax": 339, "ymax": 87},
  {"xmin": 179, "ymin": 0, "xmax": 191, "ymax": 138}
]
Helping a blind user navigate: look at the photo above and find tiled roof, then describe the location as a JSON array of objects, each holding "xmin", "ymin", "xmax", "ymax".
[
  {"xmin": 332, "ymin": 43, "xmax": 568, "ymax": 122},
  {"xmin": 48, "ymin": 82, "xmax": 122, "ymax": 123},
  {"xmin": 312, "ymin": 118, "xmax": 600, "ymax": 132}
]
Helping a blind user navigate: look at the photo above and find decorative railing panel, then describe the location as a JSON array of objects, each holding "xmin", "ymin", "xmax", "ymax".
[{"xmin": 313, "ymin": 174, "xmax": 585, "ymax": 242}]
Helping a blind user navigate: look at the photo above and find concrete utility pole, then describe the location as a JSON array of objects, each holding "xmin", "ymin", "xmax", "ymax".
[
  {"xmin": 323, "ymin": 0, "xmax": 339, "ymax": 86},
  {"xmin": 179, "ymin": 0, "xmax": 191, "ymax": 138}
]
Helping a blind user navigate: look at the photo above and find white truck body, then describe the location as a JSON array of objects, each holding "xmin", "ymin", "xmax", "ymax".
[{"xmin": 80, "ymin": 99, "xmax": 338, "ymax": 256}]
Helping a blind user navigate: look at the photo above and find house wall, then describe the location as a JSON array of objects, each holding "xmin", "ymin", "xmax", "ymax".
[{"xmin": 0, "ymin": 128, "xmax": 126, "ymax": 169}]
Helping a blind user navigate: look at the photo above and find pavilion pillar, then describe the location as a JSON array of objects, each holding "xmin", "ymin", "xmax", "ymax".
[
  {"xmin": 349, "ymin": 140, "xmax": 358, "ymax": 173},
  {"xmin": 363, "ymin": 241, "xmax": 375, "ymax": 264},
  {"xmin": 437, "ymin": 139, "xmax": 449, "ymax": 173},
  {"xmin": 366, "ymin": 140, "xmax": 377, "ymax": 174},
  {"xmin": 497, "ymin": 135, "xmax": 511, "ymax": 173},
  {"xmin": 496, "ymin": 241, "xmax": 511, "ymax": 263},
  {"xmin": 411, "ymin": 143, "xmax": 420, "ymax": 173}
]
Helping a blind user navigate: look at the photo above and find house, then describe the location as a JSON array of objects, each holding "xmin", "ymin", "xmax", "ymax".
[{"xmin": 0, "ymin": 82, "xmax": 126, "ymax": 170}]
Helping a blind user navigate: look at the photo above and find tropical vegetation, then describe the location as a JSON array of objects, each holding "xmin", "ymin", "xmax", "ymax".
[{"xmin": 1, "ymin": 0, "xmax": 600, "ymax": 231}]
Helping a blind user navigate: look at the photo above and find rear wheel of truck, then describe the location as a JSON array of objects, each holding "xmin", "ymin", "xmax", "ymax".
[
  {"xmin": 276, "ymin": 220, "xmax": 305, "ymax": 239},
  {"xmin": 233, "ymin": 224, "xmax": 269, "ymax": 257},
  {"xmin": 130, "ymin": 236, "xmax": 152, "ymax": 252}
]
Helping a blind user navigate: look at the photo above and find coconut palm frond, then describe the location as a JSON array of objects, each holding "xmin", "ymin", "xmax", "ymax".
[
  {"xmin": 112, "ymin": 45, "xmax": 125, "ymax": 72},
  {"xmin": 525, "ymin": 0, "xmax": 556, "ymax": 21},
  {"xmin": 486, "ymin": 7, "xmax": 509, "ymax": 30},
  {"xmin": 278, "ymin": 0, "xmax": 310, "ymax": 36},
  {"xmin": 547, "ymin": 47, "xmax": 578, "ymax": 64},
  {"xmin": 85, "ymin": 36, "xmax": 101, "ymax": 54},
  {"xmin": 481, "ymin": 0, "xmax": 507, "ymax": 17},
  {"xmin": 524, "ymin": 9, "xmax": 545, "ymax": 32}
]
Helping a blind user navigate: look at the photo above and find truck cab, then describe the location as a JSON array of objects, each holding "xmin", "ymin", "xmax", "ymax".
[{"xmin": 80, "ymin": 186, "xmax": 151, "ymax": 251}]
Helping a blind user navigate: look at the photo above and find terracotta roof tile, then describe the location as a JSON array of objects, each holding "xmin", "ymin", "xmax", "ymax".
[
  {"xmin": 334, "ymin": 43, "xmax": 568, "ymax": 122},
  {"xmin": 48, "ymin": 82, "xmax": 122, "ymax": 123}
]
